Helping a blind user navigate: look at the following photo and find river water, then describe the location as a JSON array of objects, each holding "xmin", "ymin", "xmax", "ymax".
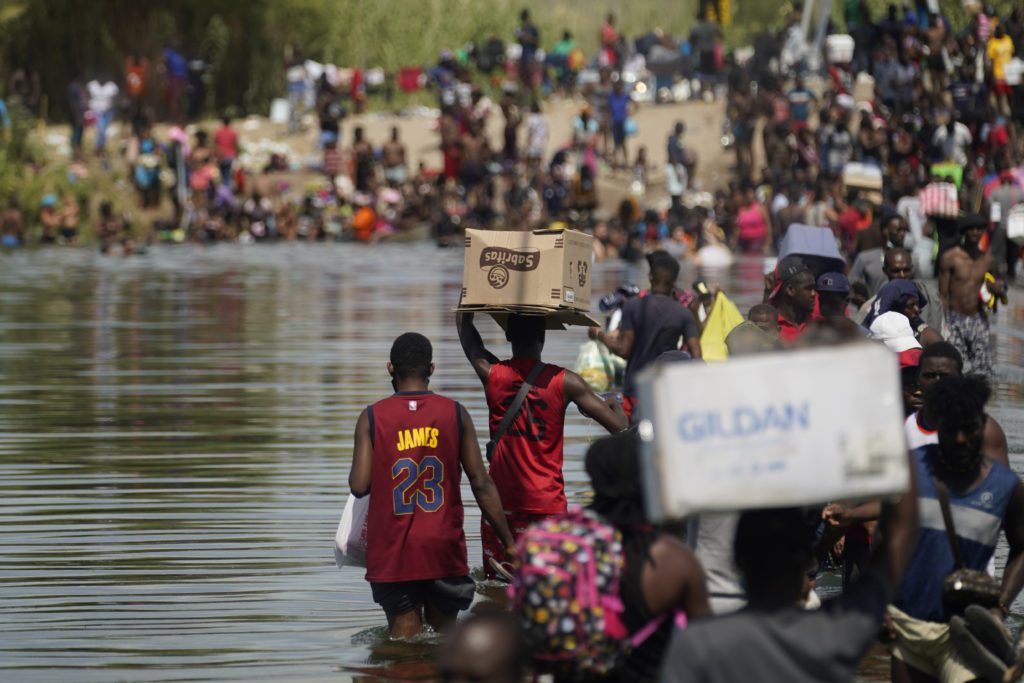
[{"xmin": 0, "ymin": 243, "xmax": 1021, "ymax": 682}]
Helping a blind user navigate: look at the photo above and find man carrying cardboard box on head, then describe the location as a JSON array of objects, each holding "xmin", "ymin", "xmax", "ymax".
[{"xmin": 456, "ymin": 312, "xmax": 627, "ymax": 579}]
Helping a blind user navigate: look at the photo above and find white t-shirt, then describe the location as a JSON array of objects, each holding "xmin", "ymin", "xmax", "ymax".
[
  {"xmin": 904, "ymin": 412, "xmax": 937, "ymax": 451},
  {"xmin": 87, "ymin": 80, "xmax": 119, "ymax": 114}
]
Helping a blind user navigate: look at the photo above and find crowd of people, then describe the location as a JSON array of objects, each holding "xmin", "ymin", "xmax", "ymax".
[
  {"xmin": 340, "ymin": 3, "xmax": 1024, "ymax": 683},
  {"xmin": 0, "ymin": 9, "xmax": 731, "ymax": 252}
]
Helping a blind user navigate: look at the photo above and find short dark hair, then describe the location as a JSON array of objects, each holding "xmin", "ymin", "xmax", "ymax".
[
  {"xmin": 920, "ymin": 342, "xmax": 963, "ymax": 374},
  {"xmin": 850, "ymin": 281, "xmax": 869, "ymax": 298},
  {"xmin": 390, "ymin": 332, "xmax": 432, "ymax": 379},
  {"xmin": 505, "ymin": 314, "xmax": 546, "ymax": 347},
  {"xmin": 922, "ymin": 375, "xmax": 989, "ymax": 433},
  {"xmin": 748, "ymin": 303, "xmax": 776, "ymax": 321},
  {"xmin": 647, "ymin": 250, "xmax": 680, "ymax": 283},
  {"xmin": 735, "ymin": 507, "xmax": 814, "ymax": 586}
]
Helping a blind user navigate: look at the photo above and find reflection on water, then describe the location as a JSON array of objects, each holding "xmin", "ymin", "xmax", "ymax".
[{"xmin": 0, "ymin": 243, "xmax": 1020, "ymax": 681}]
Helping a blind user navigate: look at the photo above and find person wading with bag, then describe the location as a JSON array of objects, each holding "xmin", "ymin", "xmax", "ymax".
[
  {"xmin": 348, "ymin": 333, "xmax": 515, "ymax": 637},
  {"xmin": 889, "ymin": 376, "xmax": 1024, "ymax": 683},
  {"xmin": 457, "ymin": 313, "xmax": 627, "ymax": 579}
]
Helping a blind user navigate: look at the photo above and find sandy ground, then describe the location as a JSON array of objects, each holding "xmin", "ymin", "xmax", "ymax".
[
  {"xmin": 219, "ymin": 96, "xmax": 732, "ymax": 213},
  {"xmin": 46, "ymin": 96, "xmax": 733, "ymax": 222}
]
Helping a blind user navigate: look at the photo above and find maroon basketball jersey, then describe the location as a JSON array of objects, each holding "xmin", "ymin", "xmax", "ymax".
[{"xmin": 364, "ymin": 391, "xmax": 468, "ymax": 582}]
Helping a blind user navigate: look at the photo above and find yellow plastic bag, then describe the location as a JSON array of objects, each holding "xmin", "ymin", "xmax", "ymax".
[
  {"xmin": 574, "ymin": 340, "xmax": 621, "ymax": 391},
  {"xmin": 700, "ymin": 292, "xmax": 744, "ymax": 361}
]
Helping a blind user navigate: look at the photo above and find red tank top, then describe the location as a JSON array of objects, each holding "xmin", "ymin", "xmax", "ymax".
[
  {"xmin": 365, "ymin": 392, "xmax": 468, "ymax": 582},
  {"xmin": 485, "ymin": 359, "xmax": 568, "ymax": 515}
]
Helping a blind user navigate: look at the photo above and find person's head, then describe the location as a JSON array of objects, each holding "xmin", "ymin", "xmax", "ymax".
[
  {"xmin": 727, "ymin": 320, "xmax": 777, "ymax": 355},
  {"xmin": 735, "ymin": 507, "xmax": 816, "ymax": 607},
  {"xmin": 815, "ymin": 272, "xmax": 850, "ymax": 318},
  {"xmin": 923, "ymin": 376, "xmax": 990, "ymax": 481},
  {"xmin": 613, "ymin": 79, "xmax": 624, "ymax": 94},
  {"xmin": 994, "ymin": 23, "xmax": 1005, "ymax": 39},
  {"xmin": 221, "ymin": 115, "xmax": 231, "ymax": 127},
  {"xmin": 849, "ymin": 281, "xmax": 870, "ymax": 310},
  {"xmin": 646, "ymin": 250, "xmax": 680, "ymax": 290},
  {"xmin": 562, "ymin": 30, "xmax": 572, "ymax": 41},
  {"xmin": 438, "ymin": 611, "xmax": 527, "ymax": 683},
  {"xmin": 747, "ymin": 304, "xmax": 780, "ymax": 338},
  {"xmin": 388, "ymin": 332, "xmax": 434, "ymax": 384},
  {"xmin": 674, "ymin": 121, "xmax": 685, "ymax": 137},
  {"xmin": 780, "ymin": 265, "xmax": 816, "ymax": 316},
  {"xmin": 586, "ymin": 430, "xmax": 644, "ymax": 527},
  {"xmin": 390, "ymin": 126, "xmax": 400, "ymax": 142},
  {"xmin": 959, "ymin": 214, "xmax": 986, "ymax": 248},
  {"xmin": 99, "ymin": 201, "xmax": 113, "ymax": 218},
  {"xmin": 353, "ymin": 126, "xmax": 364, "ymax": 143},
  {"xmin": 918, "ymin": 341, "xmax": 963, "ymax": 389},
  {"xmin": 606, "ymin": 12, "xmax": 615, "ymax": 25},
  {"xmin": 520, "ymin": 8, "xmax": 530, "ymax": 23},
  {"xmin": 882, "ymin": 213, "xmax": 909, "ymax": 248},
  {"xmin": 882, "ymin": 247, "xmax": 913, "ymax": 281},
  {"xmin": 901, "ymin": 363, "xmax": 924, "ymax": 416},
  {"xmin": 505, "ymin": 313, "xmax": 546, "ymax": 355}
]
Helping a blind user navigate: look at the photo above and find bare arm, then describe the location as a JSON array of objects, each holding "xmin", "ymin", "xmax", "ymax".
[
  {"xmin": 456, "ymin": 312, "xmax": 498, "ymax": 386},
  {"xmin": 999, "ymin": 482, "xmax": 1024, "ymax": 615},
  {"xmin": 458, "ymin": 405, "xmax": 515, "ymax": 550},
  {"xmin": 348, "ymin": 409, "xmax": 373, "ymax": 497},
  {"xmin": 686, "ymin": 335, "xmax": 703, "ymax": 360},
  {"xmin": 591, "ymin": 326, "xmax": 635, "ymax": 360},
  {"xmin": 563, "ymin": 370, "xmax": 627, "ymax": 433},
  {"xmin": 644, "ymin": 536, "xmax": 712, "ymax": 620},
  {"xmin": 937, "ymin": 253, "xmax": 952, "ymax": 309},
  {"xmin": 985, "ymin": 416, "xmax": 1009, "ymax": 466}
]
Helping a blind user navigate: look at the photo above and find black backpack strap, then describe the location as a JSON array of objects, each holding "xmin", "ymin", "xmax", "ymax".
[{"xmin": 486, "ymin": 362, "xmax": 546, "ymax": 462}]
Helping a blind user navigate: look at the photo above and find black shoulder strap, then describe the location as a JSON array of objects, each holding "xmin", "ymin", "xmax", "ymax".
[
  {"xmin": 934, "ymin": 477, "xmax": 966, "ymax": 570},
  {"xmin": 486, "ymin": 362, "xmax": 546, "ymax": 462}
]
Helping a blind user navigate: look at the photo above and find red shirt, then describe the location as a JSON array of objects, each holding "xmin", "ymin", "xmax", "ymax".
[
  {"xmin": 365, "ymin": 391, "xmax": 468, "ymax": 582},
  {"xmin": 778, "ymin": 310, "xmax": 822, "ymax": 342},
  {"xmin": 214, "ymin": 126, "xmax": 238, "ymax": 159},
  {"xmin": 486, "ymin": 359, "xmax": 568, "ymax": 515}
]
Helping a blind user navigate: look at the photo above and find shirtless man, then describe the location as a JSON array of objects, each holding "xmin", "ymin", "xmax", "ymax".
[
  {"xmin": 351, "ymin": 126, "xmax": 375, "ymax": 193},
  {"xmin": 381, "ymin": 126, "xmax": 407, "ymax": 186},
  {"xmin": 938, "ymin": 215, "xmax": 1004, "ymax": 376},
  {"xmin": 924, "ymin": 14, "xmax": 948, "ymax": 94},
  {"xmin": 459, "ymin": 120, "xmax": 491, "ymax": 201}
]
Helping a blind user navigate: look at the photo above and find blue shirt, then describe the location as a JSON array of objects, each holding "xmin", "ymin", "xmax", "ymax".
[
  {"xmin": 609, "ymin": 92, "xmax": 630, "ymax": 124},
  {"xmin": 894, "ymin": 446, "xmax": 1018, "ymax": 622}
]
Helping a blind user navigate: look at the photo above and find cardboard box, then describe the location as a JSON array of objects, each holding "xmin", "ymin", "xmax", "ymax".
[
  {"xmin": 843, "ymin": 162, "xmax": 884, "ymax": 205},
  {"xmin": 636, "ymin": 344, "xmax": 910, "ymax": 520},
  {"xmin": 460, "ymin": 228, "xmax": 593, "ymax": 312}
]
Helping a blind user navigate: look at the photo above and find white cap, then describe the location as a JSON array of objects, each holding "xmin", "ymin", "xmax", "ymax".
[{"xmin": 869, "ymin": 312, "xmax": 922, "ymax": 353}]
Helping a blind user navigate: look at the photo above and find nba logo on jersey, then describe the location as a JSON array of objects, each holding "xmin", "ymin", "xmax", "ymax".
[{"xmin": 408, "ymin": 400, "xmax": 417, "ymax": 411}]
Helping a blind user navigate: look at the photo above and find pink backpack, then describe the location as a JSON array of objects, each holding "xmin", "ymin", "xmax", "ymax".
[{"xmin": 511, "ymin": 507, "xmax": 686, "ymax": 679}]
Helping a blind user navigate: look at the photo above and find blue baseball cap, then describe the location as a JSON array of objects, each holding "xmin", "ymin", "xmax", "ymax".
[{"xmin": 816, "ymin": 272, "xmax": 850, "ymax": 294}]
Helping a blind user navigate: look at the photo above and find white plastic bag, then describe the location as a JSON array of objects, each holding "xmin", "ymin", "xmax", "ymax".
[
  {"xmin": 334, "ymin": 493, "xmax": 369, "ymax": 568},
  {"xmin": 1007, "ymin": 205, "xmax": 1024, "ymax": 246}
]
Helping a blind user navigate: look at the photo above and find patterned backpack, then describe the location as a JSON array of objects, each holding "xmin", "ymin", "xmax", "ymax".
[{"xmin": 511, "ymin": 507, "xmax": 630, "ymax": 679}]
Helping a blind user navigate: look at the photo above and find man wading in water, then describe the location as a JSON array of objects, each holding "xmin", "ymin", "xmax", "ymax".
[
  {"xmin": 457, "ymin": 313, "xmax": 626, "ymax": 579},
  {"xmin": 938, "ymin": 215, "xmax": 1004, "ymax": 376}
]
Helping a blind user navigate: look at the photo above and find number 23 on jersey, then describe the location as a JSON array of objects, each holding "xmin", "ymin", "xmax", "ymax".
[{"xmin": 392, "ymin": 456, "xmax": 444, "ymax": 515}]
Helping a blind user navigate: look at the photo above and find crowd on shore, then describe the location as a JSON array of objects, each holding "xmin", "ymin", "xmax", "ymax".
[{"xmin": 339, "ymin": 2, "xmax": 1024, "ymax": 683}]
